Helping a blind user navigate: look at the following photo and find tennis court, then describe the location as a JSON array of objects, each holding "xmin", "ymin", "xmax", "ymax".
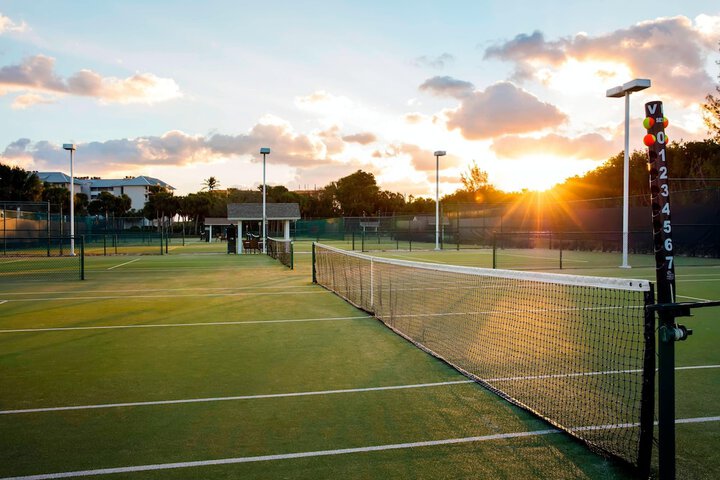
[{"xmin": 0, "ymin": 243, "xmax": 718, "ymax": 479}]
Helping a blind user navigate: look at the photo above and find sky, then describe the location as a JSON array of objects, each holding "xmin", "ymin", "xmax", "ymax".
[{"xmin": 0, "ymin": 1, "xmax": 718, "ymax": 197}]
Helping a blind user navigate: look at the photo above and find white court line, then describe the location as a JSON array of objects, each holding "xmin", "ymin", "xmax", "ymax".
[
  {"xmin": 106, "ymin": 258, "xmax": 141, "ymax": 270},
  {"xmin": 677, "ymin": 294, "xmax": 713, "ymax": 302},
  {"xmin": 0, "ymin": 379, "xmax": 472, "ymax": 415},
  {"xmin": 0, "ymin": 315, "xmax": 373, "ymax": 334},
  {"xmin": 0, "ymin": 285, "xmax": 315, "ymax": 296},
  {"xmin": 3, "ymin": 417, "xmax": 719, "ymax": 480},
  {"xmin": 487, "ymin": 364, "xmax": 720, "ymax": 382},
  {"xmin": 3, "ymin": 365, "xmax": 716, "ymax": 415},
  {"xmin": 0, "ymin": 259, "xmax": 25, "ymax": 265},
  {"xmin": 3, "ymin": 290, "xmax": 327, "ymax": 303},
  {"xmin": 0, "ymin": 300, "xmax": 7, "ymax": 306}
]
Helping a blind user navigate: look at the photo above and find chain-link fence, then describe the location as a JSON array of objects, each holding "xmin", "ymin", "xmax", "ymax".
[{"xmin": 0, "ymin": 236, "xmax": 84, "ymax": 281}]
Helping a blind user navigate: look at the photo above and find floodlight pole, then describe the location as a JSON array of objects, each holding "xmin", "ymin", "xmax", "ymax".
[
  {"xmin": 63, "ymin": 143, "xmax": 77, "ymax": 256},
  {"xmin": 260, "ymin": 147, "xmax": 270, "ymax": 254},
  {"xmin": 434, "ymin": 151, "xmax": 446, "ymax": 251},
  {"xmin": 606, "ymin": 79, "xmax": 650, "ymax": 269}
]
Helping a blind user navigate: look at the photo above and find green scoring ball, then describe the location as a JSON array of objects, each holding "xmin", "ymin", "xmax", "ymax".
[{"xmin": 643, "ymin": 117, "xmax": 655, "ymax": 129}]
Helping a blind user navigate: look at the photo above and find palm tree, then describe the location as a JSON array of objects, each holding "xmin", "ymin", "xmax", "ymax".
[{"xmin": 202, "ymin": 176, "xmax": 220, "ymax": 191}]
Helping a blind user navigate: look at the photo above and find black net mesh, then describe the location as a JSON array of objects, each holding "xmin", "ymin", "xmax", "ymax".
[
  {"xmin": 313, "ymin": 243, "xmax": 654, "ymax": 471},
  {"xmin": 267, "ymin": 238, "xmax": 293, "ymax": 269}
]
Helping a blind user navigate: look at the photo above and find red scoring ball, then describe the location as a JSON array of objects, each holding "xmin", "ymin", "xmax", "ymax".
[{"xmin": 643, "ymin": 134, "xmax": 656, "ymax": 147}]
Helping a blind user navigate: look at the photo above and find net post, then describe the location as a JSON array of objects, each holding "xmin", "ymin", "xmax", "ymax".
[
  {"xmin": 114, "ymin": 234, "xmax": 118, "ymax": 255},
  {"xmin": 311, "ymin": 242, "xmax": 317, "ymax": 283},
  {"xmin": 165, "ymin": 234, "xmax": 169, "ymax": 254},
  {"xmin": 103, "ymin": 234, "xmax": 107, "ymax": 256},
  {"xmin": 638, "ymin": 285, "xmax": 656, "ymax": 477},
  {"xmin": 369, "ymin": 258, "xmax": 374, "ymax": 309},
  {"xmin": 160, "ymin": 232, "xmax": 164, "ymax": 255},
  {"xmin": 80, "ymin": 235, "xmax": 85, "ymax": 280},
  {"xmin": 352, "ymin": 231, "xmax": 355, "ymax": 250},
  {"xmin": 361, "ymin": 230, "xmax": 365, "ymax": 252},
  {"xmin": 290, "ymin": 241, "xmax": 294, "ymax": 270}
]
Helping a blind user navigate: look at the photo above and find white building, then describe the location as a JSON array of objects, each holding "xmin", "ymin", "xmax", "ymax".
[{"xmin": 36, "ymin": 173, "xmax": 174, "ymax": 211}]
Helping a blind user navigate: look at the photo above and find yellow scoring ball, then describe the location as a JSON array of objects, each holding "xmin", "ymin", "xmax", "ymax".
[{"xmin": 643, "ymin": 117, "xmax": 655, "ymax": 129}]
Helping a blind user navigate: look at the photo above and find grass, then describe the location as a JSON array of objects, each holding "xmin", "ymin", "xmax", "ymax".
[{"xmin": 0, "ymin": 241, "xmax": 718, "ymax": 479}]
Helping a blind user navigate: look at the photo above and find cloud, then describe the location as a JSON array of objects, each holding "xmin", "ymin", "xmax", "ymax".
[
  {"xmin": 374, "ymin": 143, "xmax": 463, "ymax": 172},
  {"xmin": 446, "ymin": 82, "xmax": 568, "ymax": 140},
  {"xmin": 0, "ymin": 13, "xmax": 27, "ymax": 34},
  {"xmin": 413, "ymin": 53, "xmax": 455, "ymax": 69},
  {"xmin": 404, "ymin": 112, "xmax": 426, "ymax": 124},
  {"xmin": 0, "ymin": 55, "xmax": 181, "ymax": 105},
  {"xmin": 342, "ymin": 132, "xmax": 377, "ymax": 145},
  {"xmin": 419, "ymin": 76, "xmax": 475, "ymax": 98},
  {"xmin": 0, "ymin": 120, "xmax": 340, "ymax": 174},
  {"xmin": 11, "ymin": 93, "xmax": 56, "ymax": 109},
  {"xmin": 483, "ymin": 15, "xmax": 718, "ymax": 104},
  {"xmin": 318, "ymin": 125, "xmax": 346, "ymax": 155},
  {"xmin": 491, "ymin": 133, "xmax": 617, "ymax": 160}
]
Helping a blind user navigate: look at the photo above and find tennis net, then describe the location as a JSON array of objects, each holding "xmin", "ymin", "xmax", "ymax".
[
  {"xmin": 312, "ymin": 242, "xmax": 655, "ymax": 474},
  {"xmin": 267, "ymin": 237, "xmax": 293, "ymax": 269}
]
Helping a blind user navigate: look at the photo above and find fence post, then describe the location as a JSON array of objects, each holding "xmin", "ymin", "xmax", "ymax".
[
  {"xmin": 160, "ymin": 232, "xmax": 164, "ymax": 255},
  {"xmin": 80, "ymin": 236, "xmax": 85, "ymax": 280},
  {"xmin": 559, "ymin": 232, "xmax": 563, "ymax": 270},
  {"xmin": 492, "ymin": 233, "xmax": 497, "ymax": 269},
  {"xmin": 311, "ymin": 242, "xmax": 316, "ymax": 283}
]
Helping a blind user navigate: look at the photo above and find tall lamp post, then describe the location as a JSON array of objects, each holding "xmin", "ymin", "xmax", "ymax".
[
  {"xmin": 606, "ymin": 78, "xmax": 650, "ymax": 268},
  {"xmin": 62, "ymin": 143, "xmax": 76, "ymax": 256},
  {"xmin": 434, "ymin": 150, "xmax": 446, "ymax": 251},
  {"xmin": 260, "ymin": 147, "xmax": 270, "ymax": 254}
]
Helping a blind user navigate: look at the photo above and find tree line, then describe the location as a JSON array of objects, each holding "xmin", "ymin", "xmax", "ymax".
[{"xmin": 3, "ymin": 136, "xmax": 719, "ymax": 232}]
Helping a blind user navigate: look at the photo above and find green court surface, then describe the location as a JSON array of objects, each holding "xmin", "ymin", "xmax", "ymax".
[{"xmin": 1, "ymin": 244, "xmax": 718, "ymax": 479}]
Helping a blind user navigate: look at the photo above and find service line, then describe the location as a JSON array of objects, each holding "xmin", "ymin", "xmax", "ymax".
[
  {"xmin": 0, "ymin": 315, "xmax": 373, "ymax": 334},
  {"xmin": 106, "ymin": 258, "xmax": 141, "ymax": 270}
]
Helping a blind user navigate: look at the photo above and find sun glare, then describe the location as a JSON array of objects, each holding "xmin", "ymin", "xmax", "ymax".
[
  {"xmin": 493, "ymin": 156, "xmax": 599, "ymax": 193},
  {"xmin": 543, "ymin": 59, "xmax": 632, "ymax": 95}
]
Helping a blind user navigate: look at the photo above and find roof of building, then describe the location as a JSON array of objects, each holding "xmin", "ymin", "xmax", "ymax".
[
  {"xmin": 89, "ymin": 176, "xmax": 175, "ymax": 189},
  {"xmin": 36, "ymin": 173, "xmax": 174, "ymax": 190},
  {"xmin": 36, "ymin": 172, "xmax": 92, "ymax": 185},
  {"xmin": 227, "ymin": 203, "xmax": 301, "ymax": 220},
  {"xmin": 204, "ymin": 217, "xmax": 235, "ymax": 226}
]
